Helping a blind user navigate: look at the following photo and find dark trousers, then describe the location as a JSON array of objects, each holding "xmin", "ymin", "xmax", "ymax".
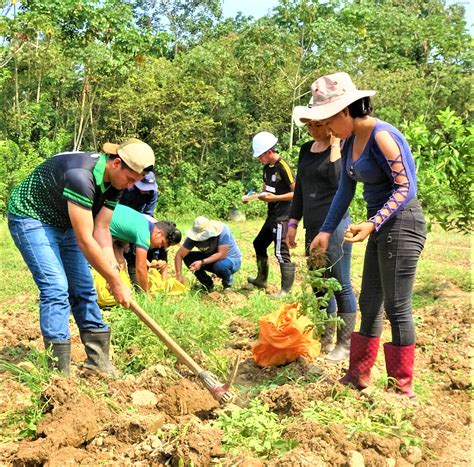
[
  {"xmin": 184, "ymin": 251, "xmax": 240, "ymax": 288},
  {"xmin": 306, "ymin": 215, "xmax": 357, "ymax": 315},
  {"xmin": 253, "ymin": 218, "xmax": 291, "ymax": 264},
  {"xmin": 359, "ymin": 199, "xmax": 426, "ymax": 346}
]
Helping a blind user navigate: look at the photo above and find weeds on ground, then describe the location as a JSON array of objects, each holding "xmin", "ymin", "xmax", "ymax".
[
  {"xmin": 215, "ymin": 398, "xmax": 297, "ymax": 458},
  {"xmin": 111, "ymin": 293, "xmax": 229, "ymax": 375},
  {"xmin": 303, "ymin": 387, "xmax": 422, "ymax": 450},
  {"xmin": 0, "ymin": 348, "xmax": 53, "ymax": 439},
  {"xmin": 240, "ymin": 365, "xmax": 325, "ymax": 397}
]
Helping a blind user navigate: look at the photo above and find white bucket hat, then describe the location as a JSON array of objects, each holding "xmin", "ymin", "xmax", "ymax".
[
  {"xmin": 252, "ymin": 131, "xmax": 278, "ymax": 158},
  {"xmin": 292, "ymin": 72, "xmax": 375, "ymax": 127},
  {"xmin": 186, "ymin": 216, "xmax": 224, "ymax": 242}
]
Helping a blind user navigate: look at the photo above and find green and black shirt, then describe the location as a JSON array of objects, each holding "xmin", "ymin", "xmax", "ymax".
[{"xmin": 8, "ymin": 152, "xmax": 121, "ymax": 228}]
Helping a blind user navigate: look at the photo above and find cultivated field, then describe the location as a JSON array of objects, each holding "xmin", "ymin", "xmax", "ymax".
[{"xmin": 0, "ymin": 218, "xmax": 471, "ymax": 465}]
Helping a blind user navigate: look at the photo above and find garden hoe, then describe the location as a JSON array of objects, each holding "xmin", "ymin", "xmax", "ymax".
[{"xmin": 129, "ymin": 300, "xmax": 239, "ymax": 404}]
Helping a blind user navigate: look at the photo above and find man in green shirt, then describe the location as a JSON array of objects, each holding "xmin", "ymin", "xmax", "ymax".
[
  {"xmin": 8, "ymin": 139, "xmax": 154, "ymax": 376},
  {"xmin": 110, "ymin": 204, "xmax": 181, "ymax": 292}
]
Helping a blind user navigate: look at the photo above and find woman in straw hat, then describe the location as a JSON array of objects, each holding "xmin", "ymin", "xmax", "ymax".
[
  {"xmin": 293, "ymin": 72, "xmax": 426, "ymax": 397},
  {"xmin": 287, "ymin": 118, "xmax": 357, "ymax": 362}
]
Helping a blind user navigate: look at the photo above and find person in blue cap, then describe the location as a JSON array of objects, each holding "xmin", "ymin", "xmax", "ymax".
[{"xmin": 119, "ymin": 171, "xmax": 158, "ymax": 216}]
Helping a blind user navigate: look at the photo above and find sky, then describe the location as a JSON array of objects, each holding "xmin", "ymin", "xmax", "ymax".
[
  {"xmin": 221, "ymin": 0, "xmax": 474, "ymax": 30},
  {"xmin": 222, "ymin": 0, "xmax": 279, "ymax": 19}
]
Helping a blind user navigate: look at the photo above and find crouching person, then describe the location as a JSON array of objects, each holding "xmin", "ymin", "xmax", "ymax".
[
  {"xmin": 7, "ymin": 139, "xmax": 155, "ymax": 376},
  {"xmin": 110, "ymin": 204, "xmax": 181, "ymax": 292},
  {"xmin": 175, "ymin": 216, "xmax": 241, "ymax": 293}
]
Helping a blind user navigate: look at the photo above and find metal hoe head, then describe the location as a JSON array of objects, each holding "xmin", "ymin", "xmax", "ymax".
[{"xmin": 198, "ymin": 356, "xmax": 240, "ymax": 404}]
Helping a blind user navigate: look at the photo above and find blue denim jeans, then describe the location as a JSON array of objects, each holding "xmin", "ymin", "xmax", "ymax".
[
  {"xmin": 184, "ymin": 251, "xmax": 241, "ymax": 288},
  {"xmin": 306, "ymin": 215, "xmax": 357, "ymax": 315},
  {"xmin": 8, "ymin": 214, "xmax": 107, "ymax": 341},
  {"xmin": 359, "ymin": 199, "xmax": 426, "ymax": 345}
]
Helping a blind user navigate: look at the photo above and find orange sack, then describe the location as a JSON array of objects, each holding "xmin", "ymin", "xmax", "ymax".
[{"xmin": 252, "ymin": 303, "xmax": 321, "ymax": 367}]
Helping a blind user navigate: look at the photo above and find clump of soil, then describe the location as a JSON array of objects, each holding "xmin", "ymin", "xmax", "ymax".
[
  {"xmin": 171, "ymin": 420, "xmax": 223, "ymax": 465},
  {"xmin": 14, "ymin": 392, "xmax": 110, "ymax": 465},
  {"xmin": 307, "ymin": 248, "xmax": 328, "ymax": 270},
  {"xmin": 159, "ymin": 378, "xmax": 219, "ymax": 417},
  {"xmin": 283, "ymin": 420, "xmax": 355, "ymax": 465},
  {"xmin": 259, "ymin": 384, "xmax": 308, "ymax": 416}
]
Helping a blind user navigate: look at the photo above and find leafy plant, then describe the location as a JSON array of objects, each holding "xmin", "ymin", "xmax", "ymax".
[
  {"xmin": 215, "ymin": 398, "xmax": 297, "ymax": 458},
  {"xmin": 295, "ymin": 265, "xmax": 342, "ymax": 338}
]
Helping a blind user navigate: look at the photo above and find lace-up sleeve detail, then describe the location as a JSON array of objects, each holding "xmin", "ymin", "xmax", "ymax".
[{"xmin": 369, "ymin": 129, "xmax": 416, "ymax": 231}]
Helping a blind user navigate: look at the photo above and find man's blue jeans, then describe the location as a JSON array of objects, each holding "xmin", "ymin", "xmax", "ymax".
[
  {"xmin": 306, "ymin": 215, "xmax": 357, "ymax": 315},
  {"xmin": 8, "ymin": 214, "xmax": 107, "ymax": 341},
  {"xmin": 184, "ymin": 251, "xmax": 241, "ymax": 288}
]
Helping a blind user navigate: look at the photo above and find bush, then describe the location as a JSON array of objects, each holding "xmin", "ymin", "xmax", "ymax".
[{"xmin": 402, "ymin": 108, "xmax": 473, "ymax": 233}]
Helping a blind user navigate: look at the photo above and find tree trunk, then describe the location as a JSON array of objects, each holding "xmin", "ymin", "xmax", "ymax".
[{"xmin": 74, "ymin": 75, "xmax": 89, "ymax": 151}]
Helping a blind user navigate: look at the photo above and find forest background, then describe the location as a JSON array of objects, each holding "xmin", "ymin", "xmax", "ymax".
[{"xmin": 0, "ymin": 0, "xmax": 472, "ymax": 232}]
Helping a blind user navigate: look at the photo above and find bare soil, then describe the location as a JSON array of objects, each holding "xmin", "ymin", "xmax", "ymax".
[{"xmin": 0, "ymin": 281, "xmax": 471, "ymax": 466}]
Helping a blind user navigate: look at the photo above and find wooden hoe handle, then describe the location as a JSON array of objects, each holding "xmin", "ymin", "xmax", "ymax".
[{"xmin": 129, "ymin": 299, "xmax": 203, "ymax": 376}]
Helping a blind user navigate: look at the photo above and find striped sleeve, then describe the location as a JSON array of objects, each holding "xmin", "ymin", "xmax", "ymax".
[
  {"xmin": 279, "ymin": 159, "xmax": 295, "ymax": 185},
  {"xmin": 63, "ymin": 168, "xmax": 95, "ymax": 210},
  {"xmin": 63, "ymin": 187, "xmax": 93, "ymax": 209}
]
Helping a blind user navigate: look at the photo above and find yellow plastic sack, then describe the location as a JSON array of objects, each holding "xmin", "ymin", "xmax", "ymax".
[
  {"xmin": 91, "ymin": 268, "xmax": 132, "ymax": 307},
  {"xmin": 252, "ymin": 303, "xmax": 321, "ymax": 367},
  {"xmin": 148, "ymin": 269, "xmax": 189, "ymax": 295}
]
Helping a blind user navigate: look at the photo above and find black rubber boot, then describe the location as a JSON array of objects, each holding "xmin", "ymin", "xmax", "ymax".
[
  {"xmin": 79, "ymin": 328, "xmax": 118, "ymax": 378},
  {"xmin": 193, "ymin": 269, "xmax": 215, "ymax": 292},
  {"xmin": 272, "ymin": 262, "xmax": 296, "ymax": 297},
  {"xmin": 320, "ymin": 312, "xmax": 337, "ymax": 353},
  {"xmin": 247, "ymin": 256, "xmax": 269, "ymax": 289},
  {"xmin": 43, "ymin": 338, "xmax": 71, "ymax": 376},
  {"xmin": 326, "ymin": 312, "xmax": 357, "ymax": 361}
]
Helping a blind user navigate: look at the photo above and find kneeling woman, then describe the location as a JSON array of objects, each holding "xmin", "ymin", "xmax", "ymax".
[{"xmin": 110, "ymin": 204, "xmax": 181, "ymax": 292}]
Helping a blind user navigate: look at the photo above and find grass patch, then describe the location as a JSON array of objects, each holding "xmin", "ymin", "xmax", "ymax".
[
  {"xmin": 238, "ymin": 365, "xmax": 325, "ymax": 397},
  {"xmin": 110, "ymin": 293, "xmax": 230, "ymax": 375},
  {"xmin": 303, "ymin": 388, "xmax": 422, "ymax": 449},
  {"xmin": 0, "ymin": 348, "xmax": 54, "ymax": 439}
]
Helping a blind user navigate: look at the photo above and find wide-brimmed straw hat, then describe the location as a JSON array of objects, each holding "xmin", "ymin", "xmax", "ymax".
[
  {"xmin": 102, "ymin": 138, "xmax": 155, "ymax": 174},
  {"xmin": 292, "ymin": 72, "xmax": 375, "ymax": 126},
  {"xmin": 186, "ymin": 216, "xmax": 224, "ymax": 242}
]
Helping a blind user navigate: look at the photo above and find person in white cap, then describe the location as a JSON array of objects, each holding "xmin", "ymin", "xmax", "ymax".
[
  {"xmin": 174, "ymin": 216, "xmax": 241, "ymax": 293},
  {"xmin": 7, "ymin": 138, "xmax": 155, "ymax": 376},
  {"xmin": 245, "ymin": 131, "xmax": 296, "ymax": 297},
  {"xmin": 296, "ymin": 72, "xmax": 426, "ymax": 398}
]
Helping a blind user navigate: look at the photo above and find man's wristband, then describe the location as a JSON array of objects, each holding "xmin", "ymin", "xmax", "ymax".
[
  {"xmin": 201, "ymin": 259, "xmax": 205, "ymax": 266},
  {"xmin": 288, "ymin": 221, "xmax": 298, "ymax": 229}
]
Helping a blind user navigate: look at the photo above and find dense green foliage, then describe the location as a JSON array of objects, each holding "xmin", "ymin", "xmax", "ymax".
[{"xmin": 0, "ymin": 0, "xmax": 472, "ymax": 230}]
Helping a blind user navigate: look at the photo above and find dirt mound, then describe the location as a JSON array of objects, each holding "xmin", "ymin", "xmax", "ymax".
[
  {"xmin": 0, "ymin": 307, "xmax": 41, "ymax": 352},
  {"xmin": 14, "ymin": 393, "xmax": 110, "ymax": 465},
  {"xmin": 172, "ymin": 420, "xmax": 223, "ymax": 465},
  {"xmin": 284, "ymin": 421, "xmax": 355, "ymax": 465},
  {"xmin": 159, "ymin": 378, "xmax": 219, "ymax": 417},
  {"xmin": 260, "ymin": 384, "xmax": 308, "ymax": 416}
]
